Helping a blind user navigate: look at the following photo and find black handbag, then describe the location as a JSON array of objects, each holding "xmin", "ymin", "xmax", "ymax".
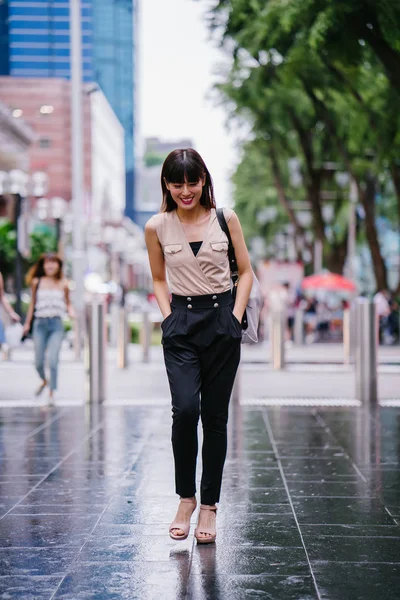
[
  {"xmin": 216, "ymin": 208, "xmax": 248, "ymax": 330},
  {"xmin": 216, "ymin": 208, "xmax": 264, "ymax": 344}
]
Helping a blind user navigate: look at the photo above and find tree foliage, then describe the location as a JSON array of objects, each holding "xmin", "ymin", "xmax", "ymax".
[
  {"xmin": 29, "ymin": 228, "xmax": 57, "ymax": 264},
  {"xmin": 202, "ymin": 0, "xmax": 400, "ymax": 291},
  {"xmin": 0, "ymin": 220, "xmax": 17, "ymax": 280},
  {"xmin": 0, "ymin": 220, "xmax": 57, "ymax": 288},
  {"xmin": 144, "ymin": 152, "xmax": 167, "ymax": 168}
]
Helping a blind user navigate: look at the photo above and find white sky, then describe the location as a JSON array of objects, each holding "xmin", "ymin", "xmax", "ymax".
[{"xmin": 138, "ymin": 0, "xmax": 237, "ymax": 206}]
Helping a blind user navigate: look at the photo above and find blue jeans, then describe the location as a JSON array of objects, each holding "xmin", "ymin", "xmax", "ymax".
[{"xmin": 33, "ymin": 317, "xmax": 64, "ymax": 391}]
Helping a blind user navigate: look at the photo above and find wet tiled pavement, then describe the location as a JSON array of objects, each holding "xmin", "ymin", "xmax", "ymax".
[{"xmin": 0, "ymin": 401, "xmax": 400, "ymax": 599}]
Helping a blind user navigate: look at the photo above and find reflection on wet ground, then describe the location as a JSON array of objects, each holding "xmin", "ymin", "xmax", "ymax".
[{"xmin": 0, "ymin": 402, "xmax": 400, "ymax": 599}]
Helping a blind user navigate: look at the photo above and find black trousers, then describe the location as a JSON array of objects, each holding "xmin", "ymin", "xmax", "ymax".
[{"xmin": 162, "ymin": 290, "xmax": 241, "ymax": 506}]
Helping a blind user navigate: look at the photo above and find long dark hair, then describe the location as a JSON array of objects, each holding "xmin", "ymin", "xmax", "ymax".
[
  {"xmin": 26, "ymin": 253, "xmax": 64, "ymax": 285},
  {"xmin": 160, "ymin": 148, "xmax": 216, "ymax": 212}
]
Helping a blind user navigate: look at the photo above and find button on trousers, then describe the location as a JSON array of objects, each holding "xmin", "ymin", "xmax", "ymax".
[{"xmin": 162, "ymin": 290, "xmax": 241, "ymax": 505}]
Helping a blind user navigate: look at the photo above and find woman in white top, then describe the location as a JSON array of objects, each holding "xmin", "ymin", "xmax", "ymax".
[
  {"xmin": 146, "ymin": 149, "xmax": 253, "ymax": 543},
  {"xmin": 23, "ymin": 254, "xmax": 75, "ymax": 403}
]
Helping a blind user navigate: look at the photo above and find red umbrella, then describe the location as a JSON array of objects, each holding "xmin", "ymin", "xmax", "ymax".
[{"xmin": 301, "ymin": 272, "xmax": 357, "ymax": 292}]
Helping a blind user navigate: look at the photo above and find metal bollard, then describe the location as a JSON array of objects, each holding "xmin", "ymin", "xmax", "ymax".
[
  {"xmin": 85, "ymin": 297, "xmax": 107, "ymax": 404},
  {"xmin": 72, "ymin": 313, "xmax": 81, "ymax": 361},
  {"xmin": 343, "ymin": 308, "xmax": 350, "ymax": 363},
  {"xmin": 141, "ymin": 308, "xmax": 152, "ymax": 363},
  {"xmin": 294, "ymin": 308, "xmax": 304, "ymax": 345},
  {"xmin": 349, "ymin": 303, "xmax": 357, "ymax": 362},
  {"xmin": 117, "ymin": 306, "xmax": 128, "ymax": 369},
  {"xmin": 109, "ymin": 302, "xmax": 119, "ymax": 347},
  {"xmin": 270, "ymin": 310, "xmax": 285, "ymax": 370},
  {"xmin": 355, "ymin": 298, "xmax": 378, "ymax": 404}
]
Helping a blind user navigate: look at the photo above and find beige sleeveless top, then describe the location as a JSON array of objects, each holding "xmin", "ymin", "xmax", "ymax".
[{"xmin": 155, "ymin": 208, "xmax": 233, "ymax": 296}]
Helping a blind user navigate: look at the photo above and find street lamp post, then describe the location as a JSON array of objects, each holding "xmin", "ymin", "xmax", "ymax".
[
  {"xmin": 8, "ymin": 170, "xmax": 29, "ymax": 317},
  {"xmin": 70, "ymin": 0, "xmax": 85, "ymax": 359}
]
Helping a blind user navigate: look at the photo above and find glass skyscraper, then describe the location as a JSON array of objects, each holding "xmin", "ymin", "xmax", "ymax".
[
  {"xmin": 0, "ymin": 1, "xmax": 93, "ymax": 80},
  {"xmin": 92, "ymin": 0, "xmax": 137, "ymax": 221},
  {"xmin": 0, "ymin": 0, "xmax": 137, "ymax": 221}
]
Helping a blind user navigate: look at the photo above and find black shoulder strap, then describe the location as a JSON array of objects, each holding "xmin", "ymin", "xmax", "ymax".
[{"xmin": 216, "ymin": 208, "xmax": 238, "ymax": 279}]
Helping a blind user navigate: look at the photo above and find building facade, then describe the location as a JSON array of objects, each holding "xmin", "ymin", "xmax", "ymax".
[
  {"xmin": 0, "ymin": 0, "xmax": 137, "ymax": 221},
  {"xmin": 0, "ymin": 77, "xmax": 91, "ymax": 204},
  {"xmin": 92, "ymin": 0, "xmax": 137, "ymax": 222},
  {"xmin": 0, "ymin": 77, "xmax": 125, "ymax": 225},
  {"xmin": 135, "ymin": 137, "xmax": 194, "ymax": 229},
  {"xmin": 0, "ymin": 98, "xmax": 34, "ymax": 173},
  {"xmin": 0, "ymin": 98, "xmax": 35, "ymax": 219},
  {"xmin": 0, "ymin": 0, "xmax": 93, "ymax": 81}
]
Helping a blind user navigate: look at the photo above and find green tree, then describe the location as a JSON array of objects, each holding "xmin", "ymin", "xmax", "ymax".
[
  {"xmin": 0, "ymin": 220, "xmax": 16, "ymax": 280},
  {"xmin": 202, "ymin": 0, "xmax": 400, "ymax": 290},
  {"xmin": 29, "ymin": 228, "xmax": 57, "ymax": 264},
  {"xmin": 144, "ymin": 152, "xmax": 166, "ymax": 168},
  {"xmin": 0, "ymin": 220, "xmax": 57, "ymax": 289}
]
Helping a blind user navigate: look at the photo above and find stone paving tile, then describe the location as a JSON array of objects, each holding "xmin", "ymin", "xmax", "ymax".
[
  {"xmin": 0, "ymin": 514, "xmax": 97, "ymax": 547},
  {"xmin": 0, "ymin": 546, "xmax": 77, "ymax": 577},
  {"xmin": 292, "ymin": 497, "xmax": 396, "ymax": 525},
  {"xmin": 53, "ymin": 560, "xmax": 190, "ymax": 600},
  {"xmin": 304, "ymin": 534, "xmax": 400, "ymax": 563},
  {"xmin": 313, "ymin": 563, "xmax": 400, "ymax": 600},
  {"xmin": 187, "ymin": 573, "xmax": 318, "ymax": 600},
  {"xmin": 286, "ymin": 480, "xmax": 371, "ymax": 497},
  {"xmin": 0, "ymin": 575, "xmax": 61, "ymax": 599},
  {"xmin": 9, "ymin": 503, "xmax": 107, "ymax": 515}
]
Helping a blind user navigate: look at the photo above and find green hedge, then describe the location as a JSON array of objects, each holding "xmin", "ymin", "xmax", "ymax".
[{"xmin": 129, "ymin": 323, "xmax": 162, "ymax": 346}]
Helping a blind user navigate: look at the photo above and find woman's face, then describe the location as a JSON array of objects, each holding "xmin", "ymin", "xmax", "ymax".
[
  {"xmin": 166, "ymin": 177, "xmax": 205, "ymax": 212},
  {"xmin": 43, "ymin": 258, "xmax": 60, "ymax": 278}
]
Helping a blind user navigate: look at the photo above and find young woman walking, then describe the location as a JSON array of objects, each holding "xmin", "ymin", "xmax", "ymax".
[
  {"xmin": 22, "ymin": 254, "xmax": 74, "ymax": 403},
  {"xmin": 145, "ymin": 149, "xmax": 252, "ymax": 544}
]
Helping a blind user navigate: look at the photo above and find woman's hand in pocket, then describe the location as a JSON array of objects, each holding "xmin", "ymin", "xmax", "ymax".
[{"xmin": 232, "ymin": 311, "xmax": 242, "ymax": 325}]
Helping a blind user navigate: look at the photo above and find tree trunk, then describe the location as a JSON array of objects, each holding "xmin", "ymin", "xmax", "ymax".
[
  {"xmin": 306, "ymin": 172, "xmax": 326, "ymax": 243},
  {"xmin": 360, "ymin": 175, "xmax": 388, "ymax": 291},
  {"xmin": 287, "ymin": 109, "xmax": 326, "ymax": 242},
  {"xmin": 361, "ymin": 23, "xmax": 400, "ymax": 97},
  {"xmin": 325, "ymin": 235, "xmax": 348, "ymax": 275},
  {"xmin": 389, "ymin": 163, "xmax": 400, "ymax": 294},
  {"xmin": 268, "ymin": 145, "xmax": 309, "ymax": 242}
]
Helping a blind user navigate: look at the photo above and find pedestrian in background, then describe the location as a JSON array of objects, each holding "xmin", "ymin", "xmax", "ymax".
[
  {"xmin": 22, "ymin": 254, "xmax": 75, "ymax": 404},
  {"xmin": 374, "ymin": 288, "xmax": 391, "ymax": 344},
  {"xmin": 145, "ymin": 149, "xmax": 252, "ymax": 544},
  {"xmin": 0, "ymin": 270, "xmax": 20, "ymax": 359}
]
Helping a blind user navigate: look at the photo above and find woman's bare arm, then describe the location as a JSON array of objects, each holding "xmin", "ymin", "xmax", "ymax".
[
  {"xmin": 22, "ymin": 278, "xmax": 39, "ymax": 334},
  {"xmin": 227, "ymin": 212, "xmax": 253, "ymax": 322},
  {"xmin": 63, "ymin": 279, "xmax": 75, "ymax": 319},
  {"xmin": 145, "ymin": 216, "xmax": 172, "ymax": 319},
  {"xmin": 0, "ymin": 272, "xmax": 20, "ymax": 321}
]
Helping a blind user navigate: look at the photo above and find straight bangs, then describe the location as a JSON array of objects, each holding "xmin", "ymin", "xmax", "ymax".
[
  {"xmin": 167, "ymin": 157, "xmax": 204, "ymax": 185},
  {"xmin": 160, "ymin": 148, "xmax": 216, "ymax": 212}
]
